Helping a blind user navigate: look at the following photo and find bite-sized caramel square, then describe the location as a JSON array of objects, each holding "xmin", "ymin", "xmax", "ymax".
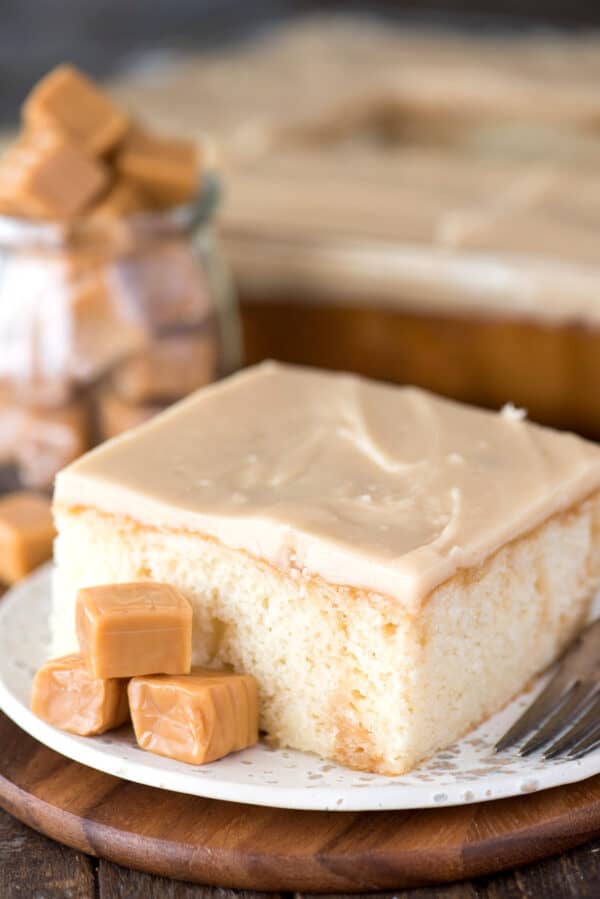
[
  {"xmin": 97, "ymin": 386, "xmax": 160, "ymax": 441},
  {"xmin": 16, "ymin": 399, "xmax": 90, "ymax": 489},
  {"xmin": 31, "ymin": 653, "xmax": 129, "ymax": 735},
  {"xmin": 0, "ymin": 195, "xmax": 23, "ymax": 218},
  {"xmin": 3, "ymin": 375, "xmax": 73, "ymax": 409},
  {"xmin": 111, "ymin": 334, "xmax": 217, "ymax": 403},
  {"xmin": 0, "ymin": 138, "xmax": 32, "ymax": 217},
  {"xmin": 111, "ymin": 238, "xmax": 211, "ymax": 330},
  {"xmin": 0, "ymin": 491, "xmax": 55, "ymax": 583},
  {"xmin": 128, "ymin": 668, "xmax": 259, "ymax": 765},
  {"xmin": 91, "ymin": 176, "xmax": 145, "ymax": 219},
  {"xmin": 76, "ymin": 582, "xmax": 193, "ymax": 679},
  {"xmin": 116, "ymin": 127, "xmax": 198, "ymax": 207},
  {"xmin": 23, "ymin": 64, "xmax": 129, "ymax": 156},
  {"xmin": 0, "ymin": 132, "xmax": 110, "ymax": 220},
  {"xmin": 0, "ymin": 400, "xmax": 25, "ymax": 464},
  {"xmin": 68, "ymin": 272, "xmax": 148, "ymax": 381}
]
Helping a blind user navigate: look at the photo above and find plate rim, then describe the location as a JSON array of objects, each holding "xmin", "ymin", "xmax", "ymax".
[{"xmin": 1, "ymin": 564, "xmax": 599, "ymax": 812}]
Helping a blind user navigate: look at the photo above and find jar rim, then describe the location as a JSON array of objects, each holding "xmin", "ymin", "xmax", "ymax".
[{"xmin": 0, "ymin": 172, "xmax": 220, "ymax": 248}]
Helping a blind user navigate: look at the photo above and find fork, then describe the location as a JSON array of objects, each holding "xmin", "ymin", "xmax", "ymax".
[{"xmin": 495, "ymin": 618, "xmax": 600, "ymax": 760}]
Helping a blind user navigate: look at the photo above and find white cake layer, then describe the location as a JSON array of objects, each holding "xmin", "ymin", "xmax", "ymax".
[{"xmin": 53, "ymin": 492, "xmax": 600, "ymax": 775}]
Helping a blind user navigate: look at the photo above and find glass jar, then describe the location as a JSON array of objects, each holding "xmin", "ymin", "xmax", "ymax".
[{"xmin": 0, "ymin": 174, "xmax": 240, "ymax": 488}]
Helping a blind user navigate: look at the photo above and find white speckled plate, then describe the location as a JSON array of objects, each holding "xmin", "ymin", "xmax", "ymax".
[{"xmin": 2, "ymin": 565, "xmax": 600, "ymax": 812}]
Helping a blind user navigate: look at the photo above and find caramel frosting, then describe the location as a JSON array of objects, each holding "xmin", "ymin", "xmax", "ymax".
[
  {"xmin": 226, "ymin": 234, "xmax": 600, "ymax": 327},
  {"xmin": 54, "ymin": 362, "xmax": 600, "ymax": 612}
]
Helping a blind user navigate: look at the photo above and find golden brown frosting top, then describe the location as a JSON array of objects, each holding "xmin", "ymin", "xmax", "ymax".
[{"xmin": 55, "ymin": 362, "xmax": 600, "ymax": 612}]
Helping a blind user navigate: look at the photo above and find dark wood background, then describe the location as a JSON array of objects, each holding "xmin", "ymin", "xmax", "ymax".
[
  {"xmin": 2, "ymin": 0, "xmax": 600, "ymax": 126},
  {"xmin": 2, "ymin": 803, "xmax": 600, "ymax": 897}
]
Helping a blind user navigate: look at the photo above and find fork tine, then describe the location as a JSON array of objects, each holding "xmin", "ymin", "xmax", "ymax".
[
  {"xmin": 544, "ymin": 691, "xmax": 600, "ymax": 758},
  {"xmin": 519, "ymin": 681, "xmax": 596, "ymax": 756},
  {"xmin": 568, "ymin": 731, "xmax": 600, "ymax": 760},
  {"xmin": 495, "ymin": 670, "xmax": 573, "ymax": 752},
  {"xmin": 566, "ymin": 723, "xmax": 600, "ymax": 758}
]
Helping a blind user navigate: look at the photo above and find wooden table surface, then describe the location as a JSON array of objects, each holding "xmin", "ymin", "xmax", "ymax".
[{"xmin": 1, "ymin": 802, "xmax": 600, "ymax": 898}]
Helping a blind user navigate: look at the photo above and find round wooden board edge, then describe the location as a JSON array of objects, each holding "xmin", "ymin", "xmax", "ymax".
[{"xmin": 2, "ymin": 714, "xmax": 600, "ymax": 892}]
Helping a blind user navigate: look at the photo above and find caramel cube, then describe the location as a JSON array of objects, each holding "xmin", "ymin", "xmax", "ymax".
[
  {"xmin": 91, "ymin": 176, "xmax": 145, "ymax": 219},
  {"xmin": 23, "ymin": 64, "xmax": 129, "ymax": 156},
  {"xmin": 112, "ymin": 239, "xmax": 211, "ymax": 329},
  {"xmin": 68, "ymin": 272, "xmax": 148, "ymax": 381},
  {"xmin": 76, "ymin": 582, "xmax": 193, "ymax": 679},
  {"xmin": 111, "ymin": 334, "xmax": 217, "ymax": 403},
  {"xmin": 16, "ymin": 399, "xmax": 90, "ymax": 489},
  {"xmin": 128, "ymin": 668, "xmax": 259, "ymax": 765},
  {"xmin": 31, "ymin": 653, "xmax": 129, "ymax": 735},
  {"xmin": 0, "ymin": 401, "xmax": 25, "ymax": 464},
  {"xmin": 0, "ymin": 133, "xmax": 110, "ymax": 220},
  {"xmin": 0, "ymin": 492, "xmax": 55, "ymax": 583},
  {"xmin": 0, "ymin": 195, "xmax": 24, "ymax": 218},
  {"xmin": 0, "ymin": 137, "xmax": 32, "ymax": 217},
  {"xmin": 97, "ymin": 387, "xmax": 160, "ymax": 441},
  {"xmin": 116, "ymin": 127, "xmax": 198, "ymax": 207}
]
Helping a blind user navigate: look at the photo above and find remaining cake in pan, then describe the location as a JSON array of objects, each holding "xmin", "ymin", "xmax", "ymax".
[
  {"xmin": 114, "ymin": 18, "xmax": 600, "ymax": 436},
  {"xmin": 52, "ymin": 362, "xmax": 600, "ymax": 774}
]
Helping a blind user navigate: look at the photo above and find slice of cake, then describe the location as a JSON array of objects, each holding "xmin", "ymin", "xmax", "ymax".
[{"xmin": 52, "ymin": 362, "xmax": 600, "ymax": 774}]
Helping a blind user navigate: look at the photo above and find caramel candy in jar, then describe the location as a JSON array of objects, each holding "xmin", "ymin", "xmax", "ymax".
[
  {"xmin": 23, "ymin": 64, "xmax": 129, "ymax": 156},
  {"xmin": 0, "ymin": 175, "xmax": 238, "ymax": 488}
]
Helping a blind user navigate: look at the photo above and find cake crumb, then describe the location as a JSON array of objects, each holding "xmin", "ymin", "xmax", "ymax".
[{"xmin": 501, "ymin": 402, "xmax": 527, "ymax": 422}]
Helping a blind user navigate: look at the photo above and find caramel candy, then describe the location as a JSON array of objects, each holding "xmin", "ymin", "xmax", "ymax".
[
  {"xmin": 23, "ymin": 64, "xmax": 129, "ymax": 156},
  {"xmin": 0, "ymin": 195, "xmax": 23, "ymax": 218},
  {"xmin": 76, "ymin": 582, "xmax": 193, "ymax": 679},
  {"xmin": 0, "ymin": 402, "xmax": 25, "ymax": 464},
  {"xmin": 0, "ymin": 138, "xmax": 31, "ymax": 217},
  {"xmin": 91, "ymin": 177, "xmax": 145, "ymax": 219},
  {"xmin": 112, "ymin": 239, "xmax": 211, "ymax": 330},
  {"xmin": 69, "ymin": 272, "xmax": 148, "ymax": 381},
  {"xmin": 0, "ymin": 132, "xmax": 110, "ymax": 220},
  {"xmin": 2, "ymin": 376, "xmax": 73, "ymax": 409},
  {"xmin": 97, "ymin": 387, "xmax": 159, "ymax": 441},
  {"xmin": 16, "ymin": 400, "xmax": 90, "ymax": 489},
  {"xmin": 128, "ymin": 668, "xmax": 259, "ymax": 765},
  {"xmin": 112, "ymin": 334, "xmax": 217, "ymax": 403},
  {"xmin": 116, "ymin": 127, "xmax": 198, "ymax": 207},
  {"xmin": 0, "ymin": 492, "xmax": 55, "ymax": 583},
  {"xmin": 31, "ymin": 653, "xmax": 129, "ymax": 735}
]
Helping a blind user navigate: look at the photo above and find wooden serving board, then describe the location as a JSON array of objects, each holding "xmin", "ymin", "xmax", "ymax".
[{"xmin": 1, "ymin": 714, "xmax": 600, "ymax": 892}]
